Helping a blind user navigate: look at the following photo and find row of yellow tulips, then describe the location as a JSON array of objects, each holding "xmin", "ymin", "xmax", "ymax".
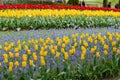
[{"xmin": 0, "ymin": 9, "xmax": 120, "ymax": 18}]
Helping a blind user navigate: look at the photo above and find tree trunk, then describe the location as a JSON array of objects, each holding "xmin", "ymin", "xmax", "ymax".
[
  {"xmin": 103, "ymin": 0, "xmax": 108, "ymax": 7},
  {"xmin": 62, "ymin": 0, "xmax": 66, "ymax": 4},
  {"xmin": 118, "ymin": 0, "xmax": 120, "ymax": 9},
  {"xmin": 0, "ymin": 0, "xmax": 3, "ymax": 5}
]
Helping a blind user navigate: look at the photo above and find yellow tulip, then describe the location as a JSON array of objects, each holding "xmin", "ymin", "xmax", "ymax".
[
  {"xmin": 50, "ymin": 45, "xmax": 53, "ymax": 49},
  {"xmin": 9, "ymin": 52, "xmax": 14, "ymax": 58},
  {"xmin": 88, "ymin": 37, "xmax": 93, "ymax": 43},
  {"xmin": 51, "ymin": 49, "xmax": 55, "ymax": 55},
  {"xmin": 64, "ymin": 52, "xmax": 68, "ymax": 60},
  {"xmin": 22, "ymin": 54, "xmax": 27, "ymax": 61},
  {"xmin": 104, "ymin": 44, "xmax": 109, "ymax": 50},
  {"xmin": 83, "ymin": 41, "xmax": 88, "ymax": 47},
  {"xmin": 97, "ymin": 33, "xmax": 101, "ymax": 40},
  {"xmin": 50, "ymin": 40, "xmax": 54, "ymax": 44},
  {"xmin": 112, "ymin": 41, "xmax": 116, "ymax": 47},
  {"xmin": 9, "ymin": 67, "xmax": 13, "ymax": 72},
  {"xmin": 54, "ymin": 46, "xmax": 57, "ymax": 50},
  {"xmin": 92, "ymin": 34, "xmax": 95, "ymax": 38},
  {"xmin": 14, "ymin": 48, "xmax": 19, "ymax": 53},
  {"xmin": 75, "ymin": 33, "xmax": 78, "ymax": 37},
  {"xmin": 96, "ymin": 52, "xmax": 100, "ymax": 58},
  {"xmin": 4, "ymin": 47, "xmax": 8, "ymax": 52},
  {"xmin": 45, "ymin": 40, "xmax": 49, "ymax": 44},
  {"xmin": 18, "ymin": 45, "xmax": 21, "ymax": 50},
  {"xmin": 22, "ymin": 41, "xmax": 26, "ymax": 45},
  {"xmin": 9, "ymin": 62, "xmax": 13, "ymax": 67},
  {"xmin": 17, "ymin": 40, "xmax": 21, "ymax": 44},
  {"xmin": 81, "ymin": 46, "xmax": 86, "ymax": 51},
  {"xmin": 90, "ymin": 48, "xmax": 95, "ymax": 54},
  {"xmin": 101, "ymin": 41, "xmax": 105, "ymax": 45},
  {"xmin": 74, "ymin": 42, "xmax": 77, "ymax": 47},
  {"xmin": 109, "ymin": 36, "xmax": 112, "ymax": 42},
  {"xmin": 72, "ymin": 48, "xmax": 76, "ymax": 53},
  {"xmin": 40, "ymin": 38, "xmax": 44, "ymax": 43},
  {"xmin": 80, "ymin": 54, "xmax": 85, "ymax": 60},
  {"xmin": 57, "ymin": 42, "xmax": 61, "ymax": 46},
  {"xmin": 22, "ymin": 61, "xmax": 27, "ymax": 68},
  {"xmin": 14, "ymin": 61, "xmax": 19, "ymax": 67},
  {"xmin": 103, "ymin": 36, "xmax": 107, "ymax": 40},
  {"xmin": 86, "ymin": 33, "xmax": 89, "ymax": 37},
  {"xmin": 116, "ymin": 37, "xmax": 119, "ymax": 41},
  {"xmin": 56, "ymin": 52, "xmax": 60, "ymax": 58},
  {"xmin": 41, "ymin": 47, "xmax": 45, "ymax": 51},
  {"xmin": 82, "ymin": 50, "xmax": 86, "ymax": 55},
  {"xmin": 10, "ymin": 42, "xmax": 14, "ymax": 47},
  {"xmin": 71, "ymin": 34, "xmax": 75, "ymax": 39},
  {"xmin": 112, "ymin": 47, "xmax": 117, "ymax": 52},
  {"xmin": 103, "ymin": 50, "xmax": 108, "ymax": 55},
  {"xmin": 43, "ymin": 51, "xmax": 48, "ymax": 57},
  {"xmin": 107, "ymin": 32, "xmax": 110, "ymax": 36},
  {"xmin": 73, "ymin": 38, "xmax": 77, "ymax": 43},
  {"xmin": 33, "ymin": 55, "xmax": 38, "ymax": 61},
  {"xmin": 24, "ymin": 45, "xmax": 28, "ymax": 50},
  {"xmin": 61, "ymin": 48, "xmax": 65, "ymax": 53},
  {"xmin": 31, "ymin": 39, "xmax": 35, "ymax": 44},
  {"xmin": 44, "ymin": 45, "xmax": 48, "ymax": 50},
  {"xmin": 40, "ymin": 56, "xmax": 46, "ymax": 66},
  {"xmin": 15, "ymin": 53, "xmax": 19, "ymax": 58},
  {"xmin": 27, "ymin": 49, "xmax": 31, "ymax": 55},
  {"xmin": 79, "ymin": 39, "xmax": 82, "ymax": 44},
  {"xmin": 4, "ymin": 59, "xmax": 8, "ymax": 63},
  {"xmin": 94, "ymin": 46, "xmax": 97, "ymax": 50},
  {"xmin": 35, "ymin": 39, "xmax": 38, "ymax": 44},
  {"xmin": 29, "ymin": 60, "xmax": 34, "ymax": 66},
  {"xmin": 34, "ymin": 45, "xmax": 38, "ymax": 50},
  {"xmin": 28, "ymin": 40, "xmax": 31, "ymax": 44},
  {"xmin": 3, "ymin": 54, "xmax": 8, "ymax": 59},
  {"xmin": 39, "ymin": 51, "xmax": 43, "ymax": 56},
  {"xmin": 117, "ymin": 49, "xmax": 120, "ymax": 54},
  {"xmin": 4, "ymin": 42, "xmax": 8, "ymax": 46},
  {"xmin": 62, "ymin": 43, "xmax": 66, "ymax": 48}
]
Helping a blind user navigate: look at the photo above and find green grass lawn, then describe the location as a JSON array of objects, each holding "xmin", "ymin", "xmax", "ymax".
[
  {"xmin": 66, "ymin": 0, "xmax": 118, "ymax": 3},
  {"xmin": 81, "ymin": 0, "xmax": 118, "ymax": 2},
  {"xmin": 78, "ymin": 0, "xmax": 118, "ymax": 4},
  {"xmin": 85, "ymin": 0, "xmax": 119, "ymax": 7},
  {"xmin": 66, "ymin": 0, "xmax": 119, "ymax": 7}
]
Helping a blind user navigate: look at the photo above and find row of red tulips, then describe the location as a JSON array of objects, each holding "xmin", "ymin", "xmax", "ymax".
[{"xmin": 0, "ymin": 4, "xmax": 120, "ymax": 12}]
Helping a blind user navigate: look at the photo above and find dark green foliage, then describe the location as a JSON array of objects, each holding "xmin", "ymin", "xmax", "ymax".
[
  {"xmin": 68, "ymin": 0, "xmax": 79, "ymax": 5},
  {"xmin": 0, "ymin": 16, "xmax": 120, "ymax": 31},
  {"xmin": 103, "ymin": 0, "xmax": 108, "ymax": 7}
]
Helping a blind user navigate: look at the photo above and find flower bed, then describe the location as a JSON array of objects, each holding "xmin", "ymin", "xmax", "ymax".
[
  {"xmin": 0, "ymin": 28, "xmax": 120, "ymax": 79},
  {"xmin": 0, "ymin": 9, "xmax": 120, "ymax": 30},
  {"xmin": 1, "ymin": 9, "xmax": 120, "ymax": 18},
  {"xmin": 0, "ymin": 4, "xmax": 120, "ymax": 12},
  {"xmin": 0, "ymin": 3, "xmax": 120, "ymax": 80}
]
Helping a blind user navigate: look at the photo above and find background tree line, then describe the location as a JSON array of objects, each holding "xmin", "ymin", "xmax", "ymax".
[{"xmin": 0, "ymin": 0, "xmax": 120, "ymax": 8}]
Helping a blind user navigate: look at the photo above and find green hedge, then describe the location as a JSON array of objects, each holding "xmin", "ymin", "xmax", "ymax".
[{"xmin": 0, "ymin": 16, "xmax": 120, "ymax": 31}]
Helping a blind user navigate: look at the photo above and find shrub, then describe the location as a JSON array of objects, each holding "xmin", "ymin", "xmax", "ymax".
[{"xmin": 68, "ymin": 0, "xmax": 79, "ymax": 5}]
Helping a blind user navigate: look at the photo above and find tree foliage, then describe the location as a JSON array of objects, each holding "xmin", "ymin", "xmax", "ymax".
[
  {"xmin": 103, "ymin": 0, "xmax": 108, "ymax": 7},
  {"xmin": 68, "ymin": 0, "xmax": 79, "ymax": 5}
]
